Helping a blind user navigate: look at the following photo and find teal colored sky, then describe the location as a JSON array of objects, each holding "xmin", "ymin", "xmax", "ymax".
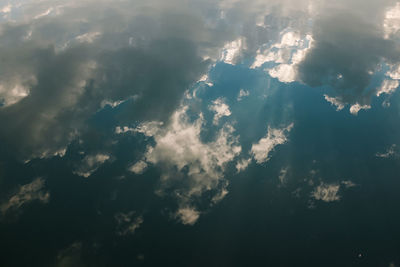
[{"xmin": 0, "ymin": 0, "xmax": 400, "ymax": 266}]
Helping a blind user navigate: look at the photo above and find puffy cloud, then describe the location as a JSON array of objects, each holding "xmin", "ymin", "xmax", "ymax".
[
  {"xmin": 133, "ymin": 106, "xmax": 241, "ymax": 223},
  {"xmin": 175, "ymin": 207, "xmax": 200, "ymax": 225},
  {"xmin": 128, "ymin": 160, "xmax": 148, "ymax": 175},
  {"xmin": 311, "ymin": 179, "xmax": 357, "ymax": 203},
  {"xmin": 220, "ymin": 38, "xmax": 245, "ymax": 65},
  {"xmin": 349, "ymin": 103, "xmax": 371, "ymax": 116},
  {"xmin": 376, "ymin": 79, "xmax": 399, "ymax": 97},
  {"xmin": 74, "ymin": 153, "xmax": 110, "ymax": 178},
  {"xmin": 324, "ymin": 94, "xmax": 345, "ymax": 111},
  {"xmin": 251, "ymin": 123, "xmax": 294, "ymax": 164},
  {"xmin": 251, "ymin": 31, "xmax": 313, "ymax": 83},
  {"xmin": 209, "ymin": 98, "xmax": 232, "ymax": 125},
  {"xmin": 1, "ymin": 177, "xmax": 49, "ymax": 215},
  {"xmin": 384, "ymin": 2, "xmax": 400, "ymax": 39},
  {"xmin": 235, "ymin": 158, "xmax": 251, "ymax": 173},
  {"xmin": 114, "ymin": 211, "xmax": 143, "ymax": 236}
]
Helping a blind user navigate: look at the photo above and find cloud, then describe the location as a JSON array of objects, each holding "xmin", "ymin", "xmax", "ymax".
[
  {"xmin": 251, "ymin": 31, "xmax": 313, "ymax": 83},
  {"xmin": 311, "ymin": 183, "xmax": 341, "ymax": 202},
  {"xmin": 1, "ymin": 177, "xmax": 49, "ymax": 215},
  {"xmin": 131, "ymin": 105, "xmax": 241, "ymax": 223},
  {"xmin": 0, "ymin": 0, "xmax": 235, "ymax": 160},
  {"xmin": 278, "ymin": 167, "xmax": 289, "ymax": 186},
  {"xmin": 384, "ymin": 2, "xmax": 400, "ymax": 39},
  {"xmin": 237, "ymin": 89, "xmax": 249, "ymax": 101},
  {"xmin": 0, "ymin": 4, "xmax": 12, "ymax": 14},
  {"xmin": 324, "ymin": 94, "xmax": 345, "ymax": 111},
  {"xmin": 128, "ymin": 160, "xmax": 148, "ymax": 175},
  {"xmin": 311, "ymin": 179, "xmax": 357, "ymax": 203},
  {"xmin": 3, "ymin": 0, "xmax": 395, "ymax": 159},
  {"xmin": 74, "ymin": 153, "xmax": 110, "ymax": 178},
  {"xmin": 220, "ymin": 38, "xmax": 245, "ymax": 65},
  {"xmin": 236, "ymin": 158, "xmax": 251, "ymax": 173},
  {"xmin": 376, "ymin": 79, "xmax": 399, "ymax": 97},
  {"xmin": 209, "ymin": 98, "xmax": 232, "ymax": 125},
  {"xmin": 114, "ymin": 211, "xmax": 143, "ymax": 236},
  {"xmin": 349, "ymin": 103, "xmax": 371, "ymax": 115},
  {"xmin": 298, "ymin": 7, "xmax": 400, "ymax": 110},
  {"xmin": 175, "ymin": 207, "xmax": 200, "ymax": 225},
  {"xmin": 376, "ymin": 144, "xmax": 397, "ymax": 158},
  {"xmin": 251, "ymin": 123, "xmax": 294, "ymax": 164}
]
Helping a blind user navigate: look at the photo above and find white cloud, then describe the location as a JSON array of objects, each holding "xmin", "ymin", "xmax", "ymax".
[
  {"xmin": 349, "ymin": 103, "xmax": 371, "ymax": 115},
  {"xmin": 209, "ymin": 98, "xmax": 231, "ymax": 125},
  {"xmin": 311, "ymin": 183, "xmax": 341, "ymax": 202},
  {"xmin": 128, "ymin": 160, "xmax": 148, "ymax": 175},
  {"xmin": 235, "ymin": 158, "xmax": 251, "ymax": 173},
  {"xmin": 220, "ymin": 38, "xmax": 245, "ymax": 65},
  {"xmin": 115, "ymin": 121, "xmax": 163, "ymax": 136},
  {"xmin": 376, "ymin": 79, "xmax": 399, "ymax": 96},
  {"xmin": 268, "ymin": 64, "xmax": 297, "ymax": 83},
  {"xmin": 1, "ymin": 178, "xmax": 50, "ymax": 215},
  {"xmin": 114, "ymin": 211, "xmax": 143, "ymax": 236},
  {"xmin": 311, "ymin": 179, "xmax": 357, "ymax": 203},
  {"xmin": 115, "ymin": 126, "xmax": 134, "ymax": 134},
  {"xmin": 0, "ymin": 4, "xmax": 12, "ymax": 13},
  {"xmin": 384, "ymin": 2, "xmax": 400, "ymax": 39},
  {"xmin": 251, "ymin": 31, "xmax": 313, "ymax": 83},
  {"xmin": 175, "ymin": 207, "xmax": 200, "ymax": 225},
  {"xmin": 74, "ymin": 153, "xmax": 110, "ymax": 178},
  {"xmin": 251, "ymin": 123, "xmax": 294, "ymax": 164},
  {"xmin": 197, "ymin": 74, "xmax": 214, "ymax": 87},
  {"xmin": 134, "ymin": 105, "xmax": 241, "ymax": 224},
  {"xmin": 386, "ymin": 63, "xmax": 400, "ymax": 80},
  {"xmin": 237, "ymin": 89, "xmax": 249, "ymax": 101},
  {"xmin": 324, "ymin": 94, "xmax": 345, "ymax": 111}
]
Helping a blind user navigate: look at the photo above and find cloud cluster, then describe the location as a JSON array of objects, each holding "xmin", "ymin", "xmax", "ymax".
[
  {"xmin": 209, "ymin": 98, "xmax": 232, "ymax": 125},
  {"xmin": 2, "ymin": 0, "xmax": 397, "ymax": 160},
  {"xmin": 1, "ymin": 177, "xmax": 49, "ymax": 215},
  {"xmin": 251, "ymin": 123, "xmax": 294, "ymax": 164},
  {"xmin": 122, "ymin": 105, "xmax": 241, "ymax": 224},
  {"xmin": 0, "ymin": 0, "xmax": 237, "ymax": 160},
  {"xmin": 74, "ymin": 153, "xmax": 110, "ymax": 178},
  {"xmin": 298, "ymin": 0, "xmax": 400, "ymax": 111}
]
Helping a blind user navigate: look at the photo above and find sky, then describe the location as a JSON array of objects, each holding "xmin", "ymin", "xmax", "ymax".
[{"xmin": 1, "ymin": 0, "xmax": 400, "ymax": 266}]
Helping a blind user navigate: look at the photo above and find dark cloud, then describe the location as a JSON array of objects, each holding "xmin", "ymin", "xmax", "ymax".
[
  {"xmin": 0, "ymin": 1, "xmax": 231, "ymax": 160},
  {"xmin": 298, "ymin": 8, "xmax": 400, "ymax": 106}
]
